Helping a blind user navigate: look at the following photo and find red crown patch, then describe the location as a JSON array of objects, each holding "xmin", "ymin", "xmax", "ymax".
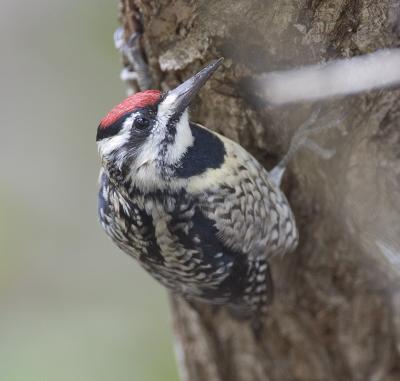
[{"xmin": 99, "ymin": 90, "xmax": 162, "ymax": 129}]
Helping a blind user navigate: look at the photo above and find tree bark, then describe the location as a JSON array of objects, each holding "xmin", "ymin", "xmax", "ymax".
[{"xmin": 119, "ymin": 1, "xmax": 400, "ymax": 380}]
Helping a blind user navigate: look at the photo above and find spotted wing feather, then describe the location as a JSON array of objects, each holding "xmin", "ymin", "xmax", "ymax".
[{"xmin": 198, "ymin": 137, "xmax": 298, "ymax": 259}]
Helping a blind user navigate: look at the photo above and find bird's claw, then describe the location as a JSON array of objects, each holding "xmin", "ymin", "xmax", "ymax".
[
  {"xmin": 113, "ymin": 26, "xmax": 125, "ymax": 51},
  {"xmin": 120, "ymin": 67, "xmax": 139, "ymax": 82},
  {"xmin": 114, "ymin": 27, "xmax": 153, "ymax": 92},
  {"xmin": 126, "ymin": 31, "xmax": 141, "ymax": 49},
  {"xmin": 303, "ymin": 138, "xmax": 336, "ymax": 160},
  {"xmin": 270, "ymin": 108, "xmax": 343, "ymax": 187}
]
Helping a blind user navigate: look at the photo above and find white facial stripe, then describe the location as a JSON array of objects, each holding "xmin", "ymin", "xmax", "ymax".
[
  {"xmin": 134, "ymin": 123, "xmax": 164, "ymax": 169},
  {"xmin": 158, "ymin": 93, "xmax": 178, "ymax": 116},
  {"xmin": 165, "ymin": 110, "xmax": 193, "ymax": 164},
  {"xmin": 157, "ymin": 95, "xmax": 195, "ymax": 165},
  {"xmin": 97, "ymin": 114, "xmax": 134, "ymax": 157}
]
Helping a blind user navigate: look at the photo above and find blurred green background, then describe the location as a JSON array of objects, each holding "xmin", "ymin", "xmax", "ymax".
[{"xmin": 0, "ymin": 1, "xmax": 178, "ymax": 380}]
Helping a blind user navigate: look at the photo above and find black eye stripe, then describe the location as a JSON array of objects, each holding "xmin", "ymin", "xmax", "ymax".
[
  {"xmin": 96, "ymin": 113, "xmax": 131, "ymax": 141},
  {"xmin": 96, "ymin": 101, "xmax": 162, "ymax": 142}
]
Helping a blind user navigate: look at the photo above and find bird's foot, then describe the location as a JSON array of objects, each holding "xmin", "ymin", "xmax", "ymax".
[
  {"xmin": 114, "ymin": 27, "xmax": 153, "ymax": 92},
  {"xmin": 270, "ymin": 107, "xmax": 343, "ymax": 187}
]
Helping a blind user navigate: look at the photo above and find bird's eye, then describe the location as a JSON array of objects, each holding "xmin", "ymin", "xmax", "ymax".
[{"xmin": 133, "ymin": 116, "xmax": 150, "ymax": 130}]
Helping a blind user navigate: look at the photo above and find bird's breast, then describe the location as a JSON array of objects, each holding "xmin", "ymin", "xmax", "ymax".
[{"xmin": 99, "ymin": 175, "xmax": 238, "ymax": 296}]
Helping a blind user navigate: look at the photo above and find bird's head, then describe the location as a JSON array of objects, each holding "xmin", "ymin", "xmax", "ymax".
[{"xmin": 97, "ymin": 58, "xmax": 223, "ymax": 190}]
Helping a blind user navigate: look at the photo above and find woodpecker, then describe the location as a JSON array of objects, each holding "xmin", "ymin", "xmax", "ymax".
[{"xmin": 96, "ymin": 59, "xmax": 299, "ymax": 316}]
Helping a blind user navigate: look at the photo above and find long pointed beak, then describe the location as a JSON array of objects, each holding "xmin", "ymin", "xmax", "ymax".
[{"xmin": 163, "ymin": 58, "xmax": 224, "ymax": 115}]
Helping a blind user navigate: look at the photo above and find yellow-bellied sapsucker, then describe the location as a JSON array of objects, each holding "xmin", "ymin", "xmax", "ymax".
[{"xmin": 96, "ymin": 59, "xmax": 299, "ymax": 316}]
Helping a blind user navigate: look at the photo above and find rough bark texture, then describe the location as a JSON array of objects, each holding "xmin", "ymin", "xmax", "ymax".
[{"xmin": 119, "ymin": 1, "xmax": 400, "ymax": 380}]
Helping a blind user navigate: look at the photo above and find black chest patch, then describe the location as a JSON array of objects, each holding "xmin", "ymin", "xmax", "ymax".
[{"xmin": 174, "ymin": 123, "xmax": 226, "ymax": 178}]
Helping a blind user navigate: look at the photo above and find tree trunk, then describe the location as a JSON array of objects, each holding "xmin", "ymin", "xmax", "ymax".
[{"xmin": 119, "ymin": 1, "xmax": 400, "ymax": 380}]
